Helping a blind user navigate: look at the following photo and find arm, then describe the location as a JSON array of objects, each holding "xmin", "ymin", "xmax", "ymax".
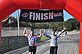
[
  {"xmin": 28, "ymin": 31, "xmax": 32, "ymax": 37},
  {"xmin": 44, "ymin": 32, "xmax": 51, "ymax": 39},
  {"xmin": 23, "ymin": 29, "xmax": 27, "ymax": 36},
  {"xmin": 23, "ymin": 29, "xmax": 32, "ymax": 37},
  {"xmin": 56, "ymin": 28, "xmax": 66, "ymax": 38}
]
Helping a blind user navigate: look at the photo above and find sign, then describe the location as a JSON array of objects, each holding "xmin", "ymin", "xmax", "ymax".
[{"xmin": 20, "ymin": 9, "xmax": 64, "ymax": 22}]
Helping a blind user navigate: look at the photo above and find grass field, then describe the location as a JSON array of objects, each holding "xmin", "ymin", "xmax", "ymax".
[{"xmin": 39, "ymin": 36, "xmax": 49, "ymax": 42}]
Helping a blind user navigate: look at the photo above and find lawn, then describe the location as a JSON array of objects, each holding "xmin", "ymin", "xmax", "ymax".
[{"xmin": 39, "ymin": 35, "xmax": 49, "ymax": 42}]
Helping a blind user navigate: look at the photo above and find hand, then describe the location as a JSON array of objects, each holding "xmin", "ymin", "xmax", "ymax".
[
  {"xmin": 24, "ymin": 34, "xmax": 27, "ymax": 36},
  {"xmin": 63, "ymin": 28, "xmax": 66, "ymax": 30}
]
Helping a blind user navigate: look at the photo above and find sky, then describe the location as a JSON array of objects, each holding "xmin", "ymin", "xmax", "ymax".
[{"xmin": 10, "ymin": 10, "xmax": 73, "ymax": 21}]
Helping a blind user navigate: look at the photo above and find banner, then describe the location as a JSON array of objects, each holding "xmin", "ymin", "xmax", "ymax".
[{"xmin": 20, "ymin": 9, "xmax": 64, "ymax": 22}]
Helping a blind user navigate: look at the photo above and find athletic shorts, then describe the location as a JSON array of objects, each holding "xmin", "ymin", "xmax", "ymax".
[{"xmin": 29, "ymin": 46, "xmax": 37, "ymax": 52}]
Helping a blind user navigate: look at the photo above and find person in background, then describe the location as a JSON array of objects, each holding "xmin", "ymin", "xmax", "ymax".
[
  {"xmin": 23, "ymin": 28, "xmax": 42, "ymax": 54},
  {"xmin": 44, "ymin": 28, "xmax": 66, "ymax": 54}
]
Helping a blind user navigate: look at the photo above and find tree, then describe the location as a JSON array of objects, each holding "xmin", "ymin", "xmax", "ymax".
[{"xmin": 65, "ymin": 18, "xmax": 80, "ymax": 31}]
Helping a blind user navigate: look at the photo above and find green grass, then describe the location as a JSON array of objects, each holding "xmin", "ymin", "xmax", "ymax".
[{"xmin": 39, "ymin": 36, "xmax": 49, "ymax": 42}]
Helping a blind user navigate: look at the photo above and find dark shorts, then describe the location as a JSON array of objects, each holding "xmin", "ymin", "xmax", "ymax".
[
  {"xmin": 50, "ymin": 46, "xmax": 58, "ymax": 54},
  {"xmin": 29, "ymin": 46, "xmax": 37, "ymax": 53}
]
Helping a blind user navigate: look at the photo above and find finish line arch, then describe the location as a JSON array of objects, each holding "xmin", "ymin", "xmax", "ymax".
[{"xmin": 0, "ymin": 0, "xmax": 82, "ymax": 54}]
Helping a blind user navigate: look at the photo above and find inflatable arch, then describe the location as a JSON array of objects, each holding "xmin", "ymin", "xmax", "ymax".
[{"xmin": 0, "ymin": 0, "xmax": 82, "ymax": 53}]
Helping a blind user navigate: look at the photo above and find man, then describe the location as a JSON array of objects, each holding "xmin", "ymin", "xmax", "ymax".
[
  {"xmin": 23, "ymin": 28, "xmax": 42, "ymax": 54},
  {"xmin": 44, "ymin": 28, "xmax": 66, "ymax": 54}
]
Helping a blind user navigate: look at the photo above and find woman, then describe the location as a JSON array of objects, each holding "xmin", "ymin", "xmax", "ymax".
[
  {"xmin": 44, "ymin": 28, "xmax": 66, "ymax": 54},
  {"xmin": 23, "ymin": 28, "xmax": 42, "ymax": 54}
]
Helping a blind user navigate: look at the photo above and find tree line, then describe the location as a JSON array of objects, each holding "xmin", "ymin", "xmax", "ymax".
[
  {"xmin": 2, "ymin": 16, "xmax": 80, "ymax": 31},
  {"xmin": 20, "ymin": 18, "xmax": 80, "ymax": 31}
]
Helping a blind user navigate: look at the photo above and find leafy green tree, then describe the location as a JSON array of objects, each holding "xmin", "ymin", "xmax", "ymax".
[{"xmin": 65, "ymin": 18, "xmax": 80, "ymax": 31}]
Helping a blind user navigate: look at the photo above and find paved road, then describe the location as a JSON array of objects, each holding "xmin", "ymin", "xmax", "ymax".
[
  {"xmin": 58, "ymin": 34, "xmax": 80, "ymax": 54},
  {"xmin": 4, "ymin": 33, "xmax": 80, "ymax": 54}
]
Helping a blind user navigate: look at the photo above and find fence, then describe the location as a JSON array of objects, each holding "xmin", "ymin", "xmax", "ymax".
[
  {"xmin": 1, "ymin": 27, "xmax": 31, "ymax": 37},
  {"xmin": 0, "ymin": 36, "xmax": 28, "ymax": 54}
]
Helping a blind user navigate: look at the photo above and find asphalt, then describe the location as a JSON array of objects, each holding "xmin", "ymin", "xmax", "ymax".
[{"xmin": 4, "ymin": 31, "xmax": 80, "ymax": 54}]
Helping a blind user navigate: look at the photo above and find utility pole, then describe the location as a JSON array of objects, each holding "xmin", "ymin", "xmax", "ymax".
[{"xmin": 17, "ymin": 9, "xmax": 20, "ymax": 36}]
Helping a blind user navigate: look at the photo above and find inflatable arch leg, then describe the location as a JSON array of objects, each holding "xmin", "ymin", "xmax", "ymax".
[{"xmin": 65, "ymin": 0, "xmax": 82, "ymax": 54}]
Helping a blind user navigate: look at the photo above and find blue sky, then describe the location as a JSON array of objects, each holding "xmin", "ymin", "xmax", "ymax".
[
  {"xmin": 63, "ymin": 10, "xmax": 73, "ymax": 21},
  {"xmin": 10, "ymin": 10, "xmax": 73, "ymax": 21}
]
